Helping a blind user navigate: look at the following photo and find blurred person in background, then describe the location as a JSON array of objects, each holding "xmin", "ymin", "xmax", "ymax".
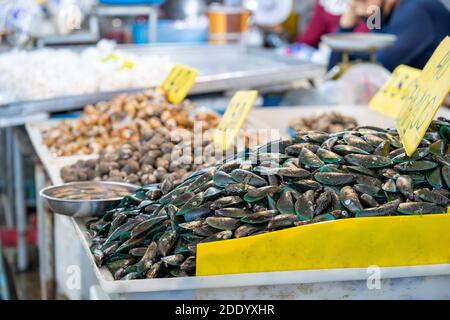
[
  {"xmin": 328, "ymin": 0, "xmax": 450, "ymax": 71},
  {"xmin": 297, "ymin": 0, "xmax": 369, "ymax": 48}
]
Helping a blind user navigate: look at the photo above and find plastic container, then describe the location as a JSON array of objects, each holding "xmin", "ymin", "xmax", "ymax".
[
  {"xmin": 132, "ymin": 18, "xmax": 149, "ymax": 44},
  {"xmin": 132, "ymin": 19, "xmax": 208, "ymax": 44},
  {"xmin": 72, "ymin": 217, "xmax": 450, "ymax": 300},
  {"xmin": 207, "ymin": 4, "xmax": 250, "ymax": 44}
]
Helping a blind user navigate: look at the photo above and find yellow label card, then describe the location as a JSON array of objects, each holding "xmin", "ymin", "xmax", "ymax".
[
  {"xmin": 397, "ymin": 36, "xmax": 450, "ymax": 156},
  {"xmin": 196, "ymin": 214, "xmax": 450, "ymax": 276},
  {"xmin": 369, "ymin": 65, "xmax": 421, "ymax": 117},
  {"xmin": 158, "ymin": 64, "xmax": 198, "ymax": 104},
  {"xmin": 213, "ymin": 91, "xmax": 258, "ymax": 151}
]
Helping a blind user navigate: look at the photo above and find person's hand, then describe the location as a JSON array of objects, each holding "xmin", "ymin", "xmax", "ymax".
[{"xmin": 340, "ymin": 0, "xmax": 359, "ymax": 29}]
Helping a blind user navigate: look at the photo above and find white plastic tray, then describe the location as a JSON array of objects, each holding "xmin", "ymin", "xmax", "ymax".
[
  {"xmin": 72, "ymin": 215, "xmax": 450, "ymax": 299},
  {"xmin": 26, "ymin": 119, "xmax": 99, "ymax": 164}
]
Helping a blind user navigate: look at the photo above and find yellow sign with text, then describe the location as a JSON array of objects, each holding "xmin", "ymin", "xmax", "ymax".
[
  {"xmin": 397, "ymin": 36, "xmax": 450, "ymax": 156},
  {"xmin": 196, "ymin": 214, "xmax": 450, "ymax": 276},
  {"xmin": 158, "ymin": 64, "xmax": 198, "ymax": 104},
  {"xmin": 213, "ymin": 91, "xmax": 258, "ymax": 151},
  {"xmin": 369, "ymin": 65, "xmax": 421, "ymax": 117}
]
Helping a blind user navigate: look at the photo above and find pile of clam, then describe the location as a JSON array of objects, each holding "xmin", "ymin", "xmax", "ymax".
[
  {"xmin": 88, "ymin": 118, "xmax": 450, "ymax": 280},
  {"xmin": 60, "ymin": 126, "xmax": 270, "ymax": 185},
  {"xmin": 42, "ymin": 90, "xmax": 219, "ymax": 156},
  {"xmin": 289, "ymin": 112, "xmax": 358, "ymax": 134},
  {"xmin": 61, "ymin": 127, "xmax": 218, "ymax": 185}
]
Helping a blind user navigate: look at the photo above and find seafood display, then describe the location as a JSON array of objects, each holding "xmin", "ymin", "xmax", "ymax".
[
  {"xmin": 288, "ymin": 112, "xmax": 358, "ymax": 134},
  {"xmin": 42, "ymin": 90, "xmax": 219, "ymax": 157},
  {"xmin": 0, "ymin": 40, "xmax": 173, "ymax": 104},
  {"xmin": 59, "ymin": 127, "xmax": 270, "ymax": 185},
  {"xmin": 59, "ymin": 121, "xmax": 271, "ymax": 185},
  {"xmin": 61, "ymin": 128, "xmax": 218, "ymax": 186},
  {"xmin": 87, "ymin": 118, "xmax": 450, "ymax": 280}
]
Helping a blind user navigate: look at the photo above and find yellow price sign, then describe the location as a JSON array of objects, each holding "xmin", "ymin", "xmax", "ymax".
[
  {"xmin": 158, "ymin": 64, "xmax": 198, "ymax": 104},
  {"xmin": 369, "ymin": 65, "xmax": 421, "ymax": 118},
  {"xmin": 213, "ymin": 91, "xmax": 259, "ymax": 151},
  {"xmin": 196, "ymin": 213, "xmax": 450, "ymax": 276},
  {"xmin": 397, "ymin": 36, "xmax": 450, "ymax": 156}
]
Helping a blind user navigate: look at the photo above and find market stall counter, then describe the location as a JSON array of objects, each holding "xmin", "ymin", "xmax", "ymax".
[{"xmin": 27, "ymin": 104, "xmax": 450, "ymax": 299}]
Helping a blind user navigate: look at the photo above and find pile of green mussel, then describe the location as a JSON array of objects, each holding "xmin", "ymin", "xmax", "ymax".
[{"xmin": 87, "ymin": 118, "xmax": 450, "ymax": 280}]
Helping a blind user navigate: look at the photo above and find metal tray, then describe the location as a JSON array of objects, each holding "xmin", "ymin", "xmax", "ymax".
[
  {"xmin": 25, "ymin": 104, "xmax": 269, "ymax": 162},
  {"xmin": 0, "ymin": 44, "xmax": 324, "ymax": 117}
]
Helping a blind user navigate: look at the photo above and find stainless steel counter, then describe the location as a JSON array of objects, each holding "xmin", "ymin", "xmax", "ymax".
[{"xmin": 0, "ymin": 44, "xmax": 324, "ymax": 121}]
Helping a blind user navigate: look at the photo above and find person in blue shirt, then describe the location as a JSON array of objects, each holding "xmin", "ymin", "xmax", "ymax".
[{"xmin": 328, "ymin": 0, "xmax": 450, "ymax": 71}]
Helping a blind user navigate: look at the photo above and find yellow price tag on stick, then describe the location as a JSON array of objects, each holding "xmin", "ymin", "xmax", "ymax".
[
  {"xmin": 397, "ymin": 36, "xmax": 450, "ymax": 156},
  {"xmin": 158, "ymin": 64, "xmax": 198, "ymax": 104},
  {"xmin": 369, "ymin": 65, "xmax": 421, "ymax": 118},
  {"xmin": 213, "ymin": 91, "xmax": 259, "ymax": 151}
]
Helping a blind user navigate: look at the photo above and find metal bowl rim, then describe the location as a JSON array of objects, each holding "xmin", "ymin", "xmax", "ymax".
[
  {"xmin": 321, "ymin": 33, "xmax": 398, "ymax": 47},
  {"xmin": 321, "ymin": 32, "xmax": 397, "ymax": 41},
  {"xmin": 39, "ymin": 181, "xmax": 140, "ymax": 203}
]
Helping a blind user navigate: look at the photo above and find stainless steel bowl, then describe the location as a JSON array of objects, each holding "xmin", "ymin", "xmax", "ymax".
[
  {"xmin": 321, "ymin": 33, "xmax": 397, "ymax": 52},
  {"xmin": 40, "ymin": 181, "xmax": 140, "ymax": 217}
]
